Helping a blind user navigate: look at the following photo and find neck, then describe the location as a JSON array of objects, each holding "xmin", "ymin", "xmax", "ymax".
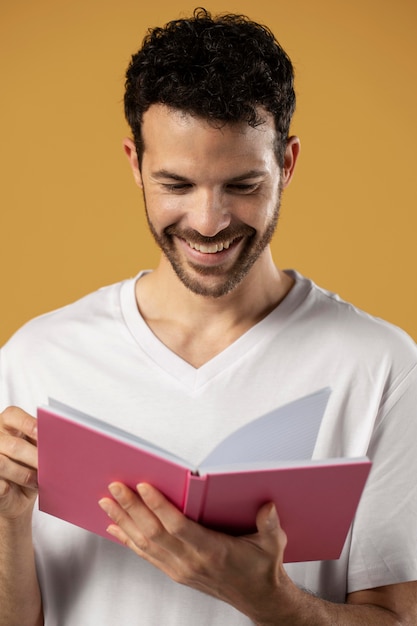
[{"xmin": 135, "ymin": 251, "xmax": 293, "ymax": 367}]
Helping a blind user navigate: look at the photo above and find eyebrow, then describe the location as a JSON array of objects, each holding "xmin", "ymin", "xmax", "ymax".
[
  {"xmin": 152, "ymin": 170, "xmax": 191, "ymax": 182},
  {"xmin": 227, "ymin": 170, "xmax": 267, "ymax": 182},
  {"xmin": 152, "ymin": 169, "xmax": 267, "ymax": 182}
]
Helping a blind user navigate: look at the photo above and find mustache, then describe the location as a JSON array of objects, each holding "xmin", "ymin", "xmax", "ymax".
[{"xmin": 164, "ymin": 224, "xmax": 256, "ymax": 245}]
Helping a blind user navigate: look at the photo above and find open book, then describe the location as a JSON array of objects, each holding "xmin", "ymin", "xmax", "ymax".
[{"xmin": 37, "ymin": 388, "xmax": 371, "ymax": 563}]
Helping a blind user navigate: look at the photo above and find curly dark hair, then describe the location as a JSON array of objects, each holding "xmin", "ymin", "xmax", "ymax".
[{"xmin": 124, "ymin": 7, "xmax": 296, "ymax": 167}]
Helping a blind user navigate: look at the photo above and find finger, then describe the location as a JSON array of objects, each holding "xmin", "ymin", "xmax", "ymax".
[
  {"xmin": 0, "ymin": 452, "xmax": 38, "ymax": 490},
  {"xmin": 99, "ymin": 483, "xmax": 176, "ymax": 551},
  {"xmin": 105, "ymin": 482, "xmax": 208, "ymax": 557},
  {"xmin": 0, "ymin": 407, "xmax": 38, "ymax": 443},
  {"xmin": 99, "ymin": 485, "xmax": 148, "ymax": 541},
  {"xmin": 256, "ymin": 502, "xmax": 279, "ymax": 532},
  {"xmin": 0, "ymin": 429, "xmax": 38, "ymax": 470},
  {"xmin": 136, "ymin": 483, "xmax": 286, "ymax": 597},
  {"xmin": 98, "ymin": 485, "xmax": 181, "ymax": 572},
  {"xmin": 104, "ymin": 520, "xmax": 181, "ymax": 582},
  {"xmin": 98, "ymin": 495, "xmax": 148, "ymax": 555},
  {"xmin": 100, "ymin": 484, "xmax": 226, "ymax": 588},
  {"xmin": 136, "ymin": 482, "xmax": 209, "ymax": 545},
  {"xmin": 254, "ymin": 502, "xmax": 287, "ymax": 557}
]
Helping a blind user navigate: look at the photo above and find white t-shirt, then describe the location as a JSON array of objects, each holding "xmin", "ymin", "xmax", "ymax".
[{"xmin": 1, "ymin": 270, "xmax": 417, "ymax": 625}]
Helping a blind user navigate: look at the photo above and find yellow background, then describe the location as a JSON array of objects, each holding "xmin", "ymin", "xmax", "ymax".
[{"xmin": 1, "ymin": 0, "xmax": 416, "ymax": 346}]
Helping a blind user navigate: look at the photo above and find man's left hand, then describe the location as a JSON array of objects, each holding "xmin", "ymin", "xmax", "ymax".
[{"xmin": 98, "ymin": 481, "xmax": 290, "ymax": 621}]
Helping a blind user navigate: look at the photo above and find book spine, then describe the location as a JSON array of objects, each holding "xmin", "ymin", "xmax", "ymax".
[{"xmin": 183, "ymin": 473, "xmax": 207, "ymax": 522}]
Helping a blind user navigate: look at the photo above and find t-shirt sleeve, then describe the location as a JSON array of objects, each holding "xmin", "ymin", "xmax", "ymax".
[{"xmin": 347, "ymin": 363, "xmax": 417, "ymax": 592}]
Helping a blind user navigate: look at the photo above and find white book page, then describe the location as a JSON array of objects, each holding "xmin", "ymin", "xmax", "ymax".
[
  {"xmin": 199, "ymin": 456, "xmax": 368, "ymax": 476},
  {"xmin": 46, "ymin": 387, "xmax": 330, "ymax": 474},
  {"xmin": 200, "ymin": 387, "xmax": 331, "ymax": 471},
  {"xmin": 46, "ymin": 399, "xmax": 195, "ymax": 470}
]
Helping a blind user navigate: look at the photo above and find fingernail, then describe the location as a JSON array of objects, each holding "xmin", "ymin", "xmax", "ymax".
[
  {"xmin": 98, "ymin": 498, "xmax": 111, "ymax": 514},
  {"xmin": 108, "ymin": 483, "xmax": 122, "ymax": 498},
  {"xmin": 106, "ymin": 524, "xmax": 118, "ymax": 538},
  {"xmin": 136, "ymin": 483, "xmax": 149, "ymax": 498},
  {"xmin": 266, "ymin": 503, "xmax": 278, "ymax": 529}
]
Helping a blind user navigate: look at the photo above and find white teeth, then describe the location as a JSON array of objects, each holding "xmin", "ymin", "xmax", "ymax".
[{"xmin": 187, "ymin": 240, "xmax": 232, "ymax": 253}]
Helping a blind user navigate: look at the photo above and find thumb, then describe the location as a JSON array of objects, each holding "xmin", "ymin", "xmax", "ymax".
[
  {"xmin": 256, "ymin": 503, "xmax": 288, "ymax": 556},
  {"xmin": 257, "ymin": 502, "xmax": 279, "ymax": 531}
]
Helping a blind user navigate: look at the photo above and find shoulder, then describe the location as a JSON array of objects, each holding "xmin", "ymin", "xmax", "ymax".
[
  {"xmin": 289, "ymin": 270, "xmax": 417, "ymax": 369},
  {"xmin": 1, "ymin": 277, "xmax": 135, "ymax": 357}
]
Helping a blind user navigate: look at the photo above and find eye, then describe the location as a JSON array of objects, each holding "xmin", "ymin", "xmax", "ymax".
[
  {"xmin": 227, "ymin": 183, "xmax": 260, "ymax": 194},
  {"xmin": 162, "ymin": 183, "xmax": 193, "ymax": 193}
]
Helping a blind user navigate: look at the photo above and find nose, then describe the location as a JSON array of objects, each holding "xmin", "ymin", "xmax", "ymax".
[{"xmin": 187, "ymin": 188, "xmax": 231, "ymax": 237}]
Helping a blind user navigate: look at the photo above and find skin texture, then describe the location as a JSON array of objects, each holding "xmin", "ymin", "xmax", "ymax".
[
  {"xmin": 123, "ymin": 105, "xmax": 299, "ymax": 367},
  {"xmin": 0, "ymin": 408, "xmax": 42, "ymax": 626},
  {"xmin": 134, "ymin": 107, "xmax": 287, "ymax": 299},
  {"xmin": 98, "ymin": 481, "xmax": 417, "ymax": 625},
  {"xmin": 99, "ymin": 104, "xmax": 417, "ymax": 623},
  {"xmin": 1, "ymin": 104, "xmax": 416, "ymax": 624}
]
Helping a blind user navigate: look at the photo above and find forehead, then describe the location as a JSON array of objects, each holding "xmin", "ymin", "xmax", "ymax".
[{"xmin": 140, "ymin": 104, "xmax": 278, "ymax": 173}]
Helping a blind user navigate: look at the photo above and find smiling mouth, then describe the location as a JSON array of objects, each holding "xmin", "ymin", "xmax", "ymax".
[{"xmin": 185, "ymin": 237, "xmax": 240, "ymax": 254}]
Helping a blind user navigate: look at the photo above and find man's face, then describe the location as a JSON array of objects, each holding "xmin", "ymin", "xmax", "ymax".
[{"xmin": 127, "ymin": 104, "xmax": 293, "ymax": 298}]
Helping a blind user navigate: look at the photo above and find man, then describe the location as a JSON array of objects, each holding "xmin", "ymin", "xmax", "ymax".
[{"xmin": 1, "ymin": 8, "xmax": 417, "ymax": 625}]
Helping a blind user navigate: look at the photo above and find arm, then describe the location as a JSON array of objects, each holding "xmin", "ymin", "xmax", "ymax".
[
  {"xmin": 0, "ymin": 407, "xmax": 43, "ymax": 626},
  {"xmin": 99, "ymin": 482, "xmax": 417, "ymax": 625}
]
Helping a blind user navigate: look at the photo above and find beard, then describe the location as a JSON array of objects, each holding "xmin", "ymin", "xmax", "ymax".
[{"xmin": 144, "ymin": 189, "xmax": 282, "ymax": 299}]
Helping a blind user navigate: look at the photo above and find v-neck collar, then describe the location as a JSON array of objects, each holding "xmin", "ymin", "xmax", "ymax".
[{"xmin": 120, "ymin": 270, "xmax": 311, "ymax": 390}]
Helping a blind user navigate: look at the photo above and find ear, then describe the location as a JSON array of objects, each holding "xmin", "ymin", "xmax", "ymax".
[
  {"xmin": 123, "ymin": 137, "xmax": 143, "ymax": 188},
  {"xmin": 281, "ymin": 136, "xmax": 300, "ymax": 188}
]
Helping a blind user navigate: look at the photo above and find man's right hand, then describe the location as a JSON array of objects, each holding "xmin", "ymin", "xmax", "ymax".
[{"xmin": 0, "ymin": 407, "xmax": 38, "ymax": 520}]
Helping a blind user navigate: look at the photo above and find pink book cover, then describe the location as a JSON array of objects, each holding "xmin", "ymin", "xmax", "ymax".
[
  {"xmin": 37, "ymin": 406, "xmax": 192, "ymax": 542},
  {"xmin": 37, "ymin": 389, "xmax": 371, "ymax": 563},
  {"xmin": 185, "ymin": 460, "xmax": 371, "ymax": 562}
]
